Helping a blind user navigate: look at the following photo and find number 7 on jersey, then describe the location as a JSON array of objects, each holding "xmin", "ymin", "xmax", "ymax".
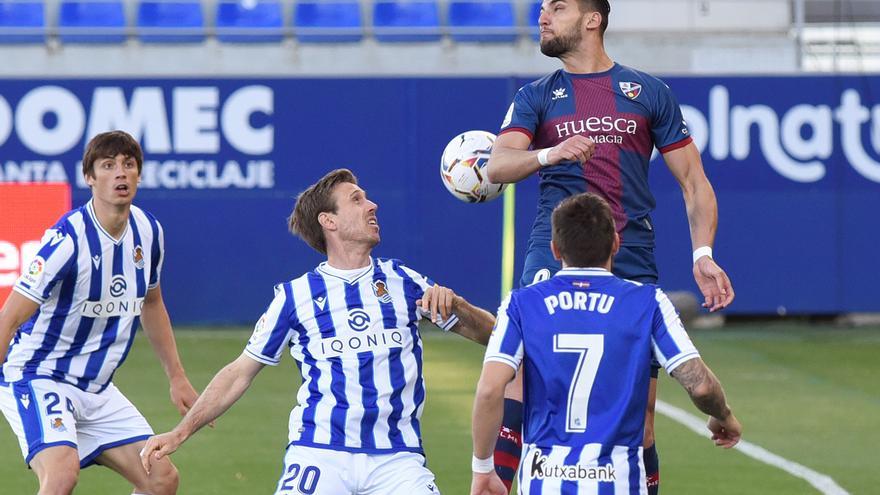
[{"xmin": 553, "ymin": 334, "xmax": 605, "ymax": 433}]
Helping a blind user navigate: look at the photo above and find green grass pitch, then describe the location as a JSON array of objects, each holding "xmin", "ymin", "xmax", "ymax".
[{"xmin": 1, "ymin": 323, "xmax": 877, "ymax": 494}]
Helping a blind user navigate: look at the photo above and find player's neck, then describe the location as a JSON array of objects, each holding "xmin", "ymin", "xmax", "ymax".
[
  {"xmin": 560, "ymin": 44, "xmax": 613, "ymax": 74},
  {"xmin": 91, "ymin": 198, "xmax": 131, "ymax": 240},
  {"xmin": 325, "ymin": 246, "xmax": 372, "ymax": 270}
]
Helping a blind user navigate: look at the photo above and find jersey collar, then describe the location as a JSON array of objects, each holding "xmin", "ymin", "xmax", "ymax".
[
  {"xmin": 86, "ymin": 199, "xmax": 129, "ymax": 246},
  {"xmin": 317, "ymin": 258, "xmax": 374, "ymax": 284},
  {"xmin": 555, "ymin": 267, "xmax": 613, "ymax": 277}
]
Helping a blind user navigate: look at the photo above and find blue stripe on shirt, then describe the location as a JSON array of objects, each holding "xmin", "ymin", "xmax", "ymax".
[
  {"xmin": 145, "ymin": 212, "xmax": 161, "ymax": 287},
  {"xmin": 260, "ymin": 284, "xmax": 294, "ymax": 359},
  {"xmin": 392, "ymin": 261, "xmax": 426, "ymax": 442},
  {"xmin": 343, "ymin": 277, "xmax": 379, "ymax": 450},
  {"xmin": 78, "ymin": 241, "xmax": 124, "ymax": 391},
  {"xmin": 291, "ymin": 282, "xmax": 322, "ymax": 444},
  {"xmin": 308, "ymin": 273, "xmax": 348, "ymax": 446},
  {"xmin": 53, "ymin": 212, "xmax": 101, "ymax": 381}
]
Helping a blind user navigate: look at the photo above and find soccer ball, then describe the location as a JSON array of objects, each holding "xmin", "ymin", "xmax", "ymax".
[{"xmin": 440, "ymin": 130, "xmax": 507, "ymax": 203}]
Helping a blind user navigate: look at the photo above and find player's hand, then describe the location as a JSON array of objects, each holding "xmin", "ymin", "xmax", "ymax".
[
  {"xmin": 170, "ymin": 375, "xmax": 215, "ymax": 427},
  {"xmin": 693, "ymin": 256, "xmax": 734, "ymax": 312},
  {"xmin": 417, "ymin": 284, "xmax": 457, "ymax": 324},
  {"xmin": 470, "ymin": 471, "xmax": 508, "ymax": 495},
  {"xmin": 708, "ymin": 413, "xmax": 742, "ymax": 449},
  {"xmin": 547, "ymin": 135, "xmax": 596, "ymax": 165},
  {"xmin": 140, "ymin": 431, "xmax": 185, "ymax": 474}
]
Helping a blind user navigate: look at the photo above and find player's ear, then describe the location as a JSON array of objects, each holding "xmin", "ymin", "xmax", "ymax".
[
  {"xmin": 317, "ymin": 211, "xmax": 336, "ymax": 231},
  {"xmin": 584, "ymin": 10, "xmax": 601, "ymax": 31},
  {"xmin": 84, "ymin": 174, "xmax": 95, "ymax": 187},
  {"xmin": 611, "ymin": 232, "xmax": 620, "ymax": 256},
  {"xmin": 550, "ymin": 240, "xmax": 562, "ymax": 262}
]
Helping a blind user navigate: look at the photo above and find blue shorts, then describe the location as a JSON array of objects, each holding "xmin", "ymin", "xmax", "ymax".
[{"xmin": 520, "ymin": 244, "xmax": 661, "ymax": 377}]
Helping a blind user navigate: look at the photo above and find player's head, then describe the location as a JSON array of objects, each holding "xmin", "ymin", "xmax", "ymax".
[
  {"xmin": 82, "ymin": 130, "xmax": 143, "ymax": 206},
  {"xmin": 539, "ymin": 0, "xmax": 609, "ymax": 58},
  {"xmin": 289, "ymin": 168, "xmax": 380, "ymax": 255},
  {"xmin": 550, "ymin": 192, "xmax": 618, "ymax": 268}
]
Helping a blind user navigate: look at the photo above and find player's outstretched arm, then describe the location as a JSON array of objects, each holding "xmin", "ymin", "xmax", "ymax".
[
  {"xmin": 471, "ymin": 362, "xmax": 516, "ymax": 495},
  {"xmin": 418, "ymin": 284, "xmax": 495, "ymax": 345},
  {"xmin": 140, "ymin": 353, "xmax": 265, "ymax": 474},
  {"xmin": 0, "ymin": 291, "xmax": 40, "ymax": 362},
  {"xmin": 141, "ymin": 285, "xmax": 200, "ymax": 416},
  {"xmin": 663, "ymin": 142, "xmax": 734, "ymax": 312},
  {"xmin": 487, "ymin": 132, "xmax": 596, "ymax": 184},
  {"xmin": 670, "ymin": 357, "xmax": 741, "ymax": 448}
]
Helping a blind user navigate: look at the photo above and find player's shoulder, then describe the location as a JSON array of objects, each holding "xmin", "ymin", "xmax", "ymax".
[
  {"xmin": 375, "ymin": 257, "xmax": 420, "ymax": 278},
  {"xmin": 129, "ymin": 204, "xmax": 161, "ymax": 227},
  {"xmin": 615, "ymin": 63, "xmax": 674, "ymax": 95},
  {"xmin": 521, "ymin": 70, "xmax": 567, "ymax": 96}
]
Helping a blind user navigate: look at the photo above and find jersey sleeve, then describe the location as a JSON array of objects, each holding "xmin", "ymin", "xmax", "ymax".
[
  {"xmin": 499, "ymin": 85, "xmax": 540, "ymax": 140},
  {"xmin": 651, "ymin": 287, "xmax": 700, "ymax": 374},
  {"xmin": 483, "ymin": 293, "xmax": 524, "ymax": 371},
  {"xmin": 244, "ymin": 283, "xmax": 296, "ymax": 366},
  {"xmin": 148, "ymin": 218, "xmax": 165, "ymax": 289},
  {"xmin": 398, "ymin": 264, "xmax": 459, "ymax": 331},
  {"xmin": 651, "ymin": 80, "xmax": 693, "ymax": 153},
  {"xmin": 14, "ymin": 224, "xmax": 76, "ymax": 304}
]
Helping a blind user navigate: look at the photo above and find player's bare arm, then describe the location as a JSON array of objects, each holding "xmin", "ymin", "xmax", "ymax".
[
  {"xmin": 141, "ymin": 285, "xmax": 200, "ymax": 416},
  {"xmin": 670, "ymin": 357, "xmax": 741, "ymax": 448},
  {"xmin": 487, "ymin": 132, "xmax": 596, "ymax": 184},
  {"xmin": 0, "ymin": 291, "xmax": 39, "ymax": 361},
  {"xmin": 418, "ymin": 284, "xmax": 495, "ymax": 345},
  {"xmin": 663, "ymin": 142, "xmax": 734, "ymax": 312},
  {"xmin": 471, "ymin": 362, "xmax": 516, "ymax": 495},
  {"xmin": 140, "ymin": 354, "xmax": 265, "ymax": 473}
]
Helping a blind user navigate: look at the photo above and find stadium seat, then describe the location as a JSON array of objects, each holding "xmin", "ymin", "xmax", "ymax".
[
  {"xmin": 0, "ymin": 0, "xmax": 45, "ymax": 43},
  {"xmin": 58, "ymin": 0, "xmax": 126, "ymax": 44},
  {"xmin": 138, "ymin": 0, "xmax": 205, "ymax": 43},
  {"xmin": 216, "ymin": 0, "xmax": 284, "ymax": 43},
  {"xmin": 373, "ymin": 0, "xmax": 440, "ymax": 42},
  {"xmin": 448, "ymin": 0, "xmax": 516, "ymax": 43},
  {"xmin": 294, "ymin": 1, "xmax": 363, "ymax": 43}
]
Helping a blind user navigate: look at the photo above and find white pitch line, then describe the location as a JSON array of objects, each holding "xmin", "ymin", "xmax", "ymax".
[{"xmin": 656, "ymin": 400, "xmax": 850, "ymax": 495}]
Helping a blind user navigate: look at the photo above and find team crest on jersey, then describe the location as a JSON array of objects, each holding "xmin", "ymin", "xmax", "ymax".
[
  {"xmin": 372, "ymin": 280, "xmax": 393, "ymax": 303},
  {"xmin": 133, "ymin": 245, "xmax": 145, "ymax": 269},
  {"xmin": 50, "ymin": 418, "xmax": 67, "ymax": 432},
  {"xmin": 619, "ymin": 81, "xmax": 642, "ymax": 100}
]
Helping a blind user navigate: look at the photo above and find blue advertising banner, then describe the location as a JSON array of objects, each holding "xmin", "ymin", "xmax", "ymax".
[{"xmin": 0, "ymin": 75, "xmax": 878, "ymax": 321}]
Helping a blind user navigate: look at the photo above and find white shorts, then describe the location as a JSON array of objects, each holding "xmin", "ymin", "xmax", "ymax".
[
  {"xmin": 0, "ymin": 378, "xmax": 153, "ymax": 467},
  {"xmin": 274, "ymin": 445, "xmax": 440, "ymax": 495}
]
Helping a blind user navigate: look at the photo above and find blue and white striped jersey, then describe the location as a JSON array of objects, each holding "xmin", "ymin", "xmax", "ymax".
[
  {"xmin": 485, "ymin": 268, "xmax": 699, "ymax": 495},
  {"xmin": 3, "ymin": 200, "xmax": 164, "ymax": 394},
  {"xmin": 245, "ymin": 257, "xmax": 458, "ymax": 455}
]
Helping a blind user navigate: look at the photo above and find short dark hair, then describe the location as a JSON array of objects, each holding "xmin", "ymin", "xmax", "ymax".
[
  {"xmin": 82, "ymin": 130, "xmax": 143, "ymax": 178},
  {"xmin": 578, "ymin": 0, "xmax": 610, "ymax": 34},
  {"xmin": 551, "ymin": 192, "xmax": 616, "ymax": 267},
  {"xmin": 289, "ymin": 168, "xmax": 358, "ymax": 255}
]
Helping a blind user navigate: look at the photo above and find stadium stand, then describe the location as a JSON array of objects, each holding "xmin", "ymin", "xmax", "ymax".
[
  {"xmin": 294, "ymin": 0, "xmax": 363, "ymax": 43},
  {"xmin": 0, "ymin": 0, "xmax": 45, "ymax": 43},
  {"xmin": 216, "ymin": 0, "xmax": 284, "ymax": 43},
  {"xmin": 447, "ymin": 0, "xmax": 516, "ymax": 43},
  {"xmin": 372, "ymin": 0, "xmax": 441, "ymax": 42},
  {"xmin": 137, "ymin": 0, "xmax": 205, "ymax": 42},
  {"xmin": 58, "ymin": 0, "xmax": 126, "ymax": 43}
]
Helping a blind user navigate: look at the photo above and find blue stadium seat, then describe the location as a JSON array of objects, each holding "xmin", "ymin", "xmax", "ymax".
[
  {"xmin": 138, "ymin": 0, "xmax": 205, "ymax": 43},
  {"xmin": 295, "ymin": 1, "xmax": 362, "ymax": 43},
  {"xmin": 529, "ymin": 0, "xmax": 540, "ymax": 40},
  {"xmin": 448, "ymin": 0, "xmax": 516, "ymax": 42},
  {"xmin": 216, "ymin": 0, "xmax": 283, "ymax": 43},
  {"xmin": 58, "ymin": 0, "xmax": 126, "ymax": 44},
  {"xmin": 373, "ymin": 0, "xmax": 440, "ymax": 42},
  {"xmin": 0, "ymin": 0, "xmax": 45, "ymax": 43}
]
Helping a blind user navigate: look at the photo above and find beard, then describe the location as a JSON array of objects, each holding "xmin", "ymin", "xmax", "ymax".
[{"xmin": 540, "ymin": 21, "xmax": 583, "ymax": 58}]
